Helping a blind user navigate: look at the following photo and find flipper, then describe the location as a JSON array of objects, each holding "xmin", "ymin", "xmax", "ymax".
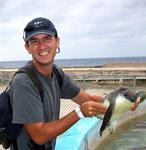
[{"xmin": 99, "ymin": 100, "xmax": 116, "ymax": 136}]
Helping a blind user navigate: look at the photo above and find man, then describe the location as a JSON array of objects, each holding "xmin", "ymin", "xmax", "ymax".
[{"xmin": 9, "ymin": 17, "xmax": 107, "ymax": 150}]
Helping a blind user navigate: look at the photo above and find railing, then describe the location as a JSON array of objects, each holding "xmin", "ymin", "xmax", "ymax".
[
  {"xmin": 0, "ymin": 70, "xmax": 146, "ymax": 117},
  {"xmin": 0, "ymin": 70, "xmax": 146, "ymax": 150}
]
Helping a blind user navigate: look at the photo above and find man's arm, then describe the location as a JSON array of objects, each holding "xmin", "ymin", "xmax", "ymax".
[
  {"xmin": 72, "ymin": 89, "xmax": 107, "ymax": 117},
  {"xmin": 24, "ymin": 89, "xmax": 107, "ymax": 145},
  {"xmin": 24, "ymin": 110, "xmax": 79, "ymax": 145},
  {"xmin": 72, "ymin": 89, "xmax": 104, "ymax": 104}
]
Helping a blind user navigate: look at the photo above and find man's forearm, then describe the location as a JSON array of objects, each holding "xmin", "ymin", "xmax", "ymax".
[
  {"xmin": 73, "ymin": 89, "xmax": 104, "ymax": 105},
  {"xmin": 25, "ymin": 110, "xmax": 80, "ymax": 145}
]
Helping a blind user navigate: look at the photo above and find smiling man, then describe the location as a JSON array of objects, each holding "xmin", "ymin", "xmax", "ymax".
[{"xmin": 9, "ymin": 17, "xmax": 107, "ymax": 150}]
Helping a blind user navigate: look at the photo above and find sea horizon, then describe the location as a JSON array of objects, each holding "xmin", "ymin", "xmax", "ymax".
[{"xmin": 0, "ymin": 56, "xmax": 146, "ymax": 69}]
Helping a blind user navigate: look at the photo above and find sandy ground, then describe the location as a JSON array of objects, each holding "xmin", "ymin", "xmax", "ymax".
[{"xmin": 0, "ymin": 62, "xmax": 146, "ymax": 71}]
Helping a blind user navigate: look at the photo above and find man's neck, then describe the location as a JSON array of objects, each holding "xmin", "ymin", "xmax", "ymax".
[{"xmin": 32, "ymin": 61, "xmax": 53, "ymax": 77}]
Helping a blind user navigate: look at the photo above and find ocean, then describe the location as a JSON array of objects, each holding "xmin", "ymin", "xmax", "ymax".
[{"xmin": 0, "ymin": 56, "xmax": 146, "ymax": 68}]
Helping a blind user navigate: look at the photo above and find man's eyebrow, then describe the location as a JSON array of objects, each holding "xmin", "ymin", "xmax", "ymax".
[
  {"xmin": 44, "ymin": 35, "xmax": 53, "ymax": 38},
  {"xmin": 29, "ymin": 37, "xmax": 37, "ymax": 40},
  {"xmin": 31, "ymin": 35, "xmax": 53, "ymax": 39}
]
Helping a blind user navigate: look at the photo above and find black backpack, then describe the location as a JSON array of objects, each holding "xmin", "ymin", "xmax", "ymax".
[{"xmin": 0, "ymin": 64, "xmax": 62, "ymax": 149}]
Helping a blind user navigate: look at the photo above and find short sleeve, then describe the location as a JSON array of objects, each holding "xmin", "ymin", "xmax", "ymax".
[
  {"xmin": 60, "ymin": 73, "xmax": 80, "ymax": 99},
  {"xmin": 11, "ymin": 73, "xmax": 44, "ymax": 124}
]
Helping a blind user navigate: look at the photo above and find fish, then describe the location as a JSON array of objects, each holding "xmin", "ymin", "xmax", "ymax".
[{"xmin": 96, "ymin": 87, "xmax": 146, "ymax": 136}]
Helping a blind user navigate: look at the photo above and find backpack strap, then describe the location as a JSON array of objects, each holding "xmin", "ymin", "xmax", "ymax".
[
  {"xmin": 15, "ymin": 65, "xmax": 44, "ymax": 102},
  {"xmin": 15, "ymin": 64, "xmax": 62, "ymax": 97},
  {"xmin": 12, "ymin": 63, "xmax": 62, "ymax": 150},
  {"xmin": 12, "ymin": 139, "xmax": 18, "ymax": 150},
  {"xmin": 14, "ymin": 65, "xmax": 47, "ymax": 149},
  {"xmin": 53, "ymin": 65, "xmax": 63, "ymax": 89}
]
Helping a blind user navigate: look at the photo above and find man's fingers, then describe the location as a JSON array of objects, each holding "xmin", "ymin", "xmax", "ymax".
[{"xmin": 80, "ymin": 101, "xmax": 107, "ymax": 117}]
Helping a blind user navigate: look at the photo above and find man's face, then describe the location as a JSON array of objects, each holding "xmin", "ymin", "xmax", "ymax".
[{"xmin": 25, "ymin": 34, "xmax": 60, "ymax": 66}]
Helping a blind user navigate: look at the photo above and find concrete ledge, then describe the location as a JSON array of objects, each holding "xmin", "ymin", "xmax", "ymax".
[{"xmin": 55, "ymin": 117, "xmax": 102, "ymax": 150}]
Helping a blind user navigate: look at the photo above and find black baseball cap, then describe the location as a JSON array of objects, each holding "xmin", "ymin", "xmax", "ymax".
[{"xmin": 23, "ymin": 17, "xmax": 58, "ymax": 42}]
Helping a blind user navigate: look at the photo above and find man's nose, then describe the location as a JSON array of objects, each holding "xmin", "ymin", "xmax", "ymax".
[{"xmin": 38, "ymin": 40, "xmax": 48, "ymax": 49}]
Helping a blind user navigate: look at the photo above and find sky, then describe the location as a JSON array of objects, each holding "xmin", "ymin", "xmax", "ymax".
[{"xmin": 0, "ymin": 0, "xmax": 146, "ymax": 61}]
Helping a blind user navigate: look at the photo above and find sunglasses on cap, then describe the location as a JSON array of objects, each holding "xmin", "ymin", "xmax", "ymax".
[{"xmin": 23, "ymin": 20, "xmax": 57, "ymax": 42}]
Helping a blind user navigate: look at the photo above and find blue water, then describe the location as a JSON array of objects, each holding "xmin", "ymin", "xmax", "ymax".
[{"xmin": 0, "ymin": 56, "xmax": 146, "ymax": 68}]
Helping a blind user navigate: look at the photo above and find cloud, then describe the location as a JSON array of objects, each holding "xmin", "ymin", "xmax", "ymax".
[{"xmin": 0, "ymin": 0, "xmax": 146, "ymax": 61}]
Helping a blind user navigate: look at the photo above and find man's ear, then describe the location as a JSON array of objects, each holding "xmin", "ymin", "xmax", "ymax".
[
  {"xmin": 56, "ymin": 37, "xmax": 60, "ymax": 48},
  {"xmin": 25, "ymin": 43, "xmax": 31, "ymax": 54}
]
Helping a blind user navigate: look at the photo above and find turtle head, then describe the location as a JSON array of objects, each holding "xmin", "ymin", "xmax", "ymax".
[
  {"xmin": 123, "ymin": 89, "xmax": 138, "ymax": 103},
  {"xmin": 105, "ymin": 87, "xmax": 128, "ymax": 103}
]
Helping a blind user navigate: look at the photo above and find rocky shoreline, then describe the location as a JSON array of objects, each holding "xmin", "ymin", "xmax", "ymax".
[
  {"xmin": 101, "ymin": 62, "xmax": 146, "ymax": 68},
  {"xmin": 61, "ymin": 62, "xmax": 146, "ymax": 69}
]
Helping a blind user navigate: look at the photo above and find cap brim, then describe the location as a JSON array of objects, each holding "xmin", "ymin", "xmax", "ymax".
[{"xmin": 25, "ymin": 30, "xmax": 56, "ymax": 42}]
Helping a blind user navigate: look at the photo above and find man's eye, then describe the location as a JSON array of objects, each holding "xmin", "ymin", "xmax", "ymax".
[
  {"xmin": 30, "ymin": 40, "xmax": 38, "ymax": 44},
  {"xmin": 45, "ymin": 37, "xmax": 52, "ymax": 41}
]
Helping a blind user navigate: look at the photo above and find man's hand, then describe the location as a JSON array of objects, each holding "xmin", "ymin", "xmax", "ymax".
[
  {"xmin": 130, "ymin": 99, "xmax": 141, "ymax": 111},
  {"xmin": 80, "ymin": 101, "xmax": 107, "ymax": 117}
]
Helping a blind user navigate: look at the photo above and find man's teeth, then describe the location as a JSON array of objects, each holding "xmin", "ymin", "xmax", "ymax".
[{"xmin": 40, "ymin": 51, "xmax": 48, "ymax": 56}]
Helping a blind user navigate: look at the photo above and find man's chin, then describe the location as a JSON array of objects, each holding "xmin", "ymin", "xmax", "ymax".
[{"xmin": 33, "ymin": 59, "xmax": 53, "ymax": 66}]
